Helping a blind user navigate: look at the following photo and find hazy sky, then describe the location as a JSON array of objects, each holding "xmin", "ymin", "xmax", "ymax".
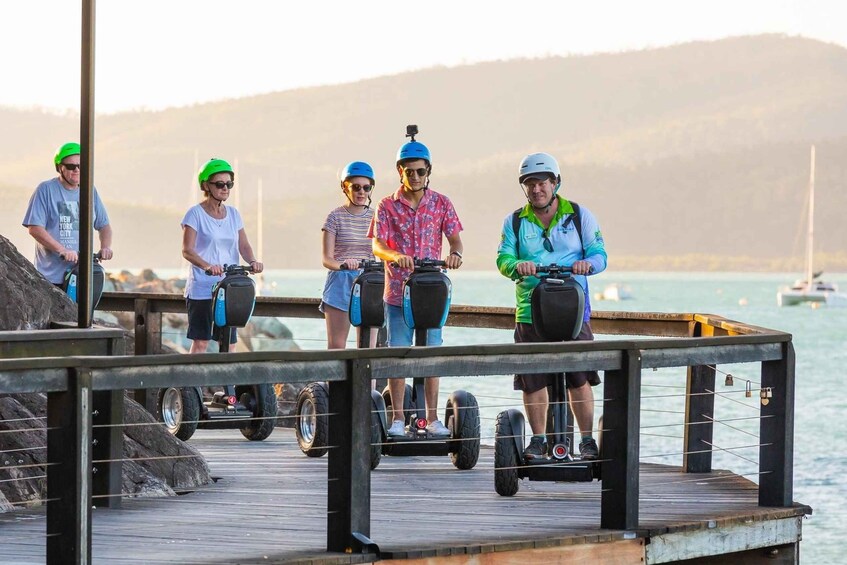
[{"xmin": 5, "ymin": 0, "xmax": 843, "ymax": 113}]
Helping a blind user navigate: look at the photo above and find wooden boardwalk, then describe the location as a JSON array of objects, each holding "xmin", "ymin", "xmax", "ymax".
[{"xmin": 0, "ymin": 429, "xmax": 808, "ymax": 564}]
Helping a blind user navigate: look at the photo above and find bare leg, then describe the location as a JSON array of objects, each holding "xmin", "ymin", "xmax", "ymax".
[
  {"xmin": 189, "ymin": 340, "xmax": 209, "ymax": 354},
  {"xmin": 425, "ymin": 377, "xmax": 440, "ymax": 423},
  {"xmin": 568, "ymin": 382, "xmax": 594, "ymax": 436},
  {"xmin": 523, "ymin": 387, "xmax": 548, "ymax": 435},
  {"xmin": 389, "ymin": 377, "xmax": 406, "ymax": 422},
  {"xmin": 325, "ymin": 305, "xmax": 351, "ymax": 350}
]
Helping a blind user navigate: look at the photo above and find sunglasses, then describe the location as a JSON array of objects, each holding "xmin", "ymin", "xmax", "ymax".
[
  {"xmin": 348, "ymin": 183, "xmax": 373, "ymax": 193},
  {"xmin": 208, "ymin": 181, "xmax": 234, "ymax": 189},
  {"xmin": 62, "ymin": 163, "xmax": 81, "ymax": 171},
  {"xmin": 542, "ymin": 234, "xmax": 554, "ymax": 253},
  {"xmin": 403, "ymin": 167, "xmax": 428, "ymax": 178}
]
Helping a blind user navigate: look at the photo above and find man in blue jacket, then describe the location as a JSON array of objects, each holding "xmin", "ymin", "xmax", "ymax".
[{"xmin": 496, "ymin": 152, "xmax": 607, "ymax": 460}]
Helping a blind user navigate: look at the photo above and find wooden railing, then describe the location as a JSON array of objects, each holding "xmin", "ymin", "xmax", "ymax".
[{"xmin": 0, "ymin": 292, "xmax": 795, "ymax": 564}]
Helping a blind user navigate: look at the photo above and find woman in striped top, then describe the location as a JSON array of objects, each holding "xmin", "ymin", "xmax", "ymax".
[{"xmin": 320, "ymin": 161, "xmax": 378, "ymax": 349}]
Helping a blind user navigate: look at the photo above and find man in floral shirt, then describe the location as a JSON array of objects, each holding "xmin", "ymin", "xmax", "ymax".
[{"xmin": 369, "ymin": 128, "xmax": 464, "ymax": 438}]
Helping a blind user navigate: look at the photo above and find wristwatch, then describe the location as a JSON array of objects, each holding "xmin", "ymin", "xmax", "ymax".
[{"xmin": 450, "ymin": 251, "xmax": 463, "ymax": 259}]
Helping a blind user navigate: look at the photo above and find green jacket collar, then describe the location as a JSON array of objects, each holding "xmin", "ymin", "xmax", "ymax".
[{"xmin": 518, "ymin": 196, "xmax": 574, "ymax": 233}]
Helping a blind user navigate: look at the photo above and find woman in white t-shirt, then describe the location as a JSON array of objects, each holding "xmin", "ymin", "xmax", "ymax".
[
  {"xmin": 320, "ymin": 161, "xmax": 378, "ymax": 349},
  {"xmin": 181, "ymin": 158, "xmax": 263, "ymax": 353}
]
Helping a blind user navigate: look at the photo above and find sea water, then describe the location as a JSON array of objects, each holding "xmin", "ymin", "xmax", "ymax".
[{"xmin": 251, "ymin": 268, "xmax": 844, "ymax": 564}]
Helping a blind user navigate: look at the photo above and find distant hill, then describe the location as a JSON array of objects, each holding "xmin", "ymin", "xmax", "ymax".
[{"xmin": 3, "ymin": 34, "xmax": 847, "ymax": 271}]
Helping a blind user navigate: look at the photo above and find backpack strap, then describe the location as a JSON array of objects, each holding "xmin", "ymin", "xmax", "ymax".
[
  {"xmin": 569, "ymin": 201, "xmax": 583, "ymax": 258},
  {"xmin": 511, "ymin": 208, "xmax": 523, "ymax": 259}
]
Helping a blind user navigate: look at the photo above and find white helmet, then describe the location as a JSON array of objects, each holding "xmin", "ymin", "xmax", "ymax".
[{"xmin": 519, "ymin": 152, "xmax": 561, "ymax": 183}]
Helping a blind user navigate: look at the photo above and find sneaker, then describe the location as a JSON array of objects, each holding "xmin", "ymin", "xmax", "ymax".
[
  {"xmin": 524, "ymin": 436, "xmax": 547, "ymax": 460},
  {"xmin": 388, "ymin": 420, "xmax": 406, "ymax": 437},
  {"xmin": 425, "ymin": 420, "xmax": 450, "ymax": 438},
  {"xmin": 579, "ymin": 438, "xmax": 599, "ymax": 460}
]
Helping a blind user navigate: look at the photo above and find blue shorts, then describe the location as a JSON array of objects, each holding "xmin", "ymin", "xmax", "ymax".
[
  {"xmin": 385, "ymin": 304, "xmax": 443, "ymax": 347},
  {"xmin": 320, "ymin": 269, "xmax": 360, "ymax": 313}
]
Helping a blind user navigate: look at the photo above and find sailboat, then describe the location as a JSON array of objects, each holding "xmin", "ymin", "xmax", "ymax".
[{"xmin": 777, "ymin": 146, "xmax": 847, "ymax": 307}]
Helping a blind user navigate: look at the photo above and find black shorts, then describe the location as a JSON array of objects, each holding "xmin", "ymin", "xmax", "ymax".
[
  {"xmin": 513, "ymin": 321, "xmax": 601, "ymax": 393},
  {"xmin": 186, "ymin": 299, "xmax": 237, "ymax": 344}
]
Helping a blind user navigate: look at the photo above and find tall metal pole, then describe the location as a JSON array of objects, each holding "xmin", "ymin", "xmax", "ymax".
[{"xmin": 79, "ymin": 0, "xmax": 96, "ymax": 328}]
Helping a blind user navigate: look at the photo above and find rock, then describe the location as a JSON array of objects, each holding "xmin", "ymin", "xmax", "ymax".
[
  {"xmin": 0, "ymin": 235, "xmax": 76, "ymax": 330},
  {"xmin": 0, "ymin": 234, "xmax": 212, "ymax": 513},
  {"xmin": 0, "ymin": 393, "xmax": 212, "ymax": 510}
]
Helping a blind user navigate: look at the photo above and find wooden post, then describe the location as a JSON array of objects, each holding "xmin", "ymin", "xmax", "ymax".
[
  {"xmin": 132, "ymin": 298, "xmax": 160, "ymax": 413},
  {"xmin": 759, "ymin": 341, "xmax": 795, "ymax": 507},
  {"xmin": 683, "ymin": 364, "xmax": 716, "ymax": 473},
  {"xmin": 601, "ymin": 348, "xmax": 641, "ymax": 530},
  {"xmin": 47, "ymin": 368, "xmax": 93, "ymax": 564},
  {"xmin": 91, "ymin": 390, "xmax": 123, "ymax": 509},
  {"xmin": 326, "ymin": 359, "xmax": 373, "ymax": 552}
]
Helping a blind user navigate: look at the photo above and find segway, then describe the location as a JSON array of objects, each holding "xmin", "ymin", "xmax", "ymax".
[
  {"xmin": 295, "ymin": 260, "xmax": 384, "ymax": 470},
  {"xmin": 157, "ymin": 264, "xmax": 277, "ymax": 442},
  {"xmin": 375, "ymin": 258, "xmax": 481, "ymax": 470},
  {"xmin": 62, "ymin": 251, "xmax": 105, "ymax": 312},
  {"xmin": 494, "ymin": 264, "xmax": 600, "ymax": 496}
]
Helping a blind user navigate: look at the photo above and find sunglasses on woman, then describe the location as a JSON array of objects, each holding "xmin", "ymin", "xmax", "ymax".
[
  {"xmin": 348, "ymin": 183, "xmax": 373, "ymax": 193},
  {"xmin": 208, "ymin": 181, "xmax": 234, "ymax": 189}
]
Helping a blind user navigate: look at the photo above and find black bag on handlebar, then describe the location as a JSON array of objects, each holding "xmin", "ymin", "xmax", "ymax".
[
  {"xmin": 212, "ymin": 272, "xmax": 256, "ymax": 328},
  {"xmin": 349, "ymin": 270, "xmax": 385, "ymax": 328},
  {"xmin": 62, "ymin": 261, "xmax": 105, "ymax": 309},
  {"xmin": 402, "ymin": 270, "xmax": 452, "ymax": 330},
  {"xmin": 530, "ymin": 277, "xmax": 585, "ymax": 342}
]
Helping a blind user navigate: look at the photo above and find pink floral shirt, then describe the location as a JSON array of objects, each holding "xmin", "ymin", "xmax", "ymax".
[{"xmin": 368, "ymin": 187, "xmax": 463, "ymax": 305}]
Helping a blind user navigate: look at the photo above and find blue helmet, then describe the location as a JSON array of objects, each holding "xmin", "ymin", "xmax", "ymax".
[
  {"xmin": 396, "ymin": 141, "xmax": 431, "ymax": 167},
  {"xmin": 340, "ymin": 161, "xmax": 375, "ymax": 184}
]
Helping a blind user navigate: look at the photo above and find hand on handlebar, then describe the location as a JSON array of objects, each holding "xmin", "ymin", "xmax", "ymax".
[
  {"xmin": 444, "ymin": 254, "xmax": 463, "ymax": 270},
  {"xmin": 98, "ymin": 247, "xmax": 113, "ymax": 261},
  {"xmin": 249, "ymin": 260, "xmax": 264, "ymax": 274},
  {"xmin": 515, "ymin": 261, "xmax": 537, "ymax": 277},
  {"xmin": 392, "ymin": 254, "xmax": 415, "ymax": 270},
  {"xmin": 59, "ymin": 249, "xmax": 79, "ymax": 263},
  {"xmin": 339, "ymin": 258, "xmax": 360, "ymax": 271},
  {"xmin": 570, "ymin": 260, "xmax": 593, "ymax": 275},
  {"xmin": 204, "ymin": 264, "xmax": 224, "ymax": 276}
]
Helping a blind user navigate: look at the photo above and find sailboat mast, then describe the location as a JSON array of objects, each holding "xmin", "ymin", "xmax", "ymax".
[{"xmin": 805, "ymin": 146, "xmax": 815, "ymax": 285}]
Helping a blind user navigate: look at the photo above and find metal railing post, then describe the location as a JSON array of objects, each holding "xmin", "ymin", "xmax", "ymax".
[
  {"xmin": 326, "ymin": 359, "xmax": 373, "ymax": 553},
  {"xmin": 683, "ymin": 364, "xmax": 717, "ymax": 472},
  {"xmin": 759, "ymin": 341, "xmax": 795, "ymax": 506},
  {"xmin": 601, "ymin": 348, "xmax": 641, "ymax": 530},
  {"xmin": 47, "ymin": 367, "xmax": 93, "ymax": 564}
]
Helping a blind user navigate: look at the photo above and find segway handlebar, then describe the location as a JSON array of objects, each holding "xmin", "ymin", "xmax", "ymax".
[
  {"xmin": 389, "ymin": 257, "xmax": 448, "ymax": 270},
  {"xmin": 204, "ymin": 264, "xmax": 256, "ymax": 276},
  {"xmin": 339, "ymin": 259, "xmax": 385, "ymax": 272},
  {"xmin": 59, "ymin": 251, "xmax": 102, "ymax": 262}
]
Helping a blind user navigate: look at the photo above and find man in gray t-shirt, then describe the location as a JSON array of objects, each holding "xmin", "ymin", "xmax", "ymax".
[{"xmin": 21, "ymin": 142, "xmax": 113, "ymax": 284}]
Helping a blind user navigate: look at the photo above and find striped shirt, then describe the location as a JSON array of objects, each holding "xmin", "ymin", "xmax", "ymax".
[{"xmin": 322, "ymin": 206, "xmax": 375, "ymax": 262}]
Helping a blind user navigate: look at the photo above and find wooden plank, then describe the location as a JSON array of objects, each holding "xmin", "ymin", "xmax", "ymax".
[{"xmin": 0, "ymin": 430, "xmax": 810, "ymax": 564}]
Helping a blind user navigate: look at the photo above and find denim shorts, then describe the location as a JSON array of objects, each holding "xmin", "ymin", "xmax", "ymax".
[
  {"xmin": 320, "ymin": 269, "xmax": 360, "ymax": 313},
  {"xmin": 385, "ymin": 304, "xmax": 443, "ymax": 347}
]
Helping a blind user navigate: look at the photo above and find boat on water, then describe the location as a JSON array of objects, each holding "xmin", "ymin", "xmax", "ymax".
[
  {"xmin": 777, "ymin": 146, "xmax": 847, "ymax": 307},
  {"xmin": 594, "ymin": 283, "xmax": 633, "ymax": 302}
]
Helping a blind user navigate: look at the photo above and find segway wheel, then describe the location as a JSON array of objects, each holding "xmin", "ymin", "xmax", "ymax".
[
  {"xmin": 238, "ymin": 384, "xmax": 277, "ymax": 441},
  {"xmin": 295, "ymin": 383, "xmax": 330, "ymax": 456},
  {"xmin": 494, "ymin": 410, "xmax": 520, "ymax": 496},
  {"xmin": 370, "ymin": 409, "xmax": 382, "ymax": 470},
  {"xmin": 446, "ymin": 391, "xmax": 480, "ymax": 470},
  {"xmin": 157, "ymin": 387, "xmax": 200, "ymax": 442}
]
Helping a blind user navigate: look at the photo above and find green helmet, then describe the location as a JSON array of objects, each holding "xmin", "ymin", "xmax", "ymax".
[
  {"xmin": 197, "ymin": 158, "xmax": 234, "ymax": 188},
  {"xmin": 54, "ymin": 142, "xmax": 81, "ymax": 166}
]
